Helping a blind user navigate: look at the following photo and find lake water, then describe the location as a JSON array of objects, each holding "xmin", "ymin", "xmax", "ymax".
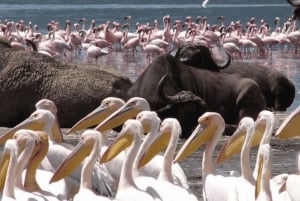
[{"xmin": 1, "ymin": 1, "xmax": 300, "ymax": 200}]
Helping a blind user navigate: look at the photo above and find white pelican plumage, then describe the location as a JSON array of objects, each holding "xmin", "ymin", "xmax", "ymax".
[
  {"xmin": 0, "ymin": 139, "xmax": 18, "ymax": 201},
  {"xmin": 50, "ymin": 130, "xmax": 112, "ymax": 201},
  {"xmin": 0, "ymin": 109, "xmax": 113, "ymax": 197},
  {"xmin": 217, "ymin": 110, "xmax": 290, "ymax": 201},
  {"xmin": 138, "ymin": 118, "xmax": 198, "ymax": 201},
  {"xmin": 174, "ymin": 112, "xmax": 239, "ymax": 201},
  {"xmin": 16, "ymin": 129, "xmax": 69, "ymax": 200},
  {"xmin": 255, "ymin": 144, "xmax": 273, "ymax": 201},
  {"xmin": 134, "ymin": 111, "xmax": 188, "ymax": 188},
  {"xmin": 66, "ymin": 97, "xmax": 125, "ymax": 135},
  {"xmin": 100, "ymin": 119, "xmax": 162, "ymax": 201},
  {"xmin": 35, "ymin": 98, "xmax": 64, "ymax": 143},
  {"xmin": 216, "ymin": 117, "xmax": 258, "ymax": 201},
  {"xmin": 275, "ymin": 105, "xmax": 300, "ymax": 201},
  {"xmin": 0, "ymin": 129, "xmax": 61, "ymax": 201},
  {"xmin": 96, "ymin": 97, "xmax": 189, "ymax": 188}
]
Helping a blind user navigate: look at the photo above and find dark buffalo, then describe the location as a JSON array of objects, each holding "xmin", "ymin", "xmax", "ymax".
[
  {"xmin": 127, "ymin": 54, "xmax": 266, "ymax": 138},
  {"xmin": 175, "ymin": 43, "xmax": 296, "ymax": 111},
  {"xmin": 287, "ymin": 0, "xmax": 300, "ymax": 20}
]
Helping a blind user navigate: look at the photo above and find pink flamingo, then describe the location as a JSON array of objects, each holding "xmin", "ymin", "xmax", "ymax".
[{"xmin": 86, "ymin": 41, "xmax": 109, "ymax": 64}]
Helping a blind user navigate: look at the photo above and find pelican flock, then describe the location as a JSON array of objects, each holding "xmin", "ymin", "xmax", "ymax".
[{"xmin": 0, "ymin": 97, "xmax": 300, "ymax": 201}]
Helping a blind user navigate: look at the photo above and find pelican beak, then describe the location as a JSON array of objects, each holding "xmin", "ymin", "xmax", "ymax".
[
  {"xmin": 24, "ymin": 132, "xmax": 48, "ymax": 191},
  {"xmin": 0, "ymin": 116, "xmax": 46, "ymax": 145},
  {"xmin": 95, "ymin": 103, "xmax": 142, "ymax": 132},
  {"xmin": 100, "ymin": 132, "xmax": 133, "ymax": 164},
  {"xmin": 275, "ymin": 106, "xmax": 300, "ymax": 139},
  {"xmin": 52, "ymin": 118, "xmax": 64, "ymax": 143},
  {"xmin": 138, "ymin": 130, "xmax": 171, "ymax": 169},
  {"xmin": 50, "ymin": 139, "xmax": 93, "ymax": 183},
  {"xmin": 174, "ymin": 117, "xmax": 216, "ymax": 163},
  {"xmin": 252, "ymin": 118, "xmax": 267, "ymax": 146},
  {"xmin": 66, "ymin": 104, "xmax": 112, "ymax": 134},
  {"xmin": 216, "ymin": 127, "xmax": 246, "ymax": 164},
  {"xmin": 255, "ymin": 153, "xmax": 264, "ymax": 200}
]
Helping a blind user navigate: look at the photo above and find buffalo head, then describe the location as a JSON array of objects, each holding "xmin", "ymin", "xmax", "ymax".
[{"xmin": 175, "ymin": 42, "xmax": 231, "ymax": 72}]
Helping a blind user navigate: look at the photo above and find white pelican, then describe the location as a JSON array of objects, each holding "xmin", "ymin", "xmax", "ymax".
[
  {"xmin": 216, "ymin": 117, "xmax": 257, "ymax": 201},
  {"xmin": 217, "ymin": 110, "xmax": 290, "ymax": 201},
  {"xmin": 16, "ymin": 129, "xmax": 69, "ymax": 200},
  {"xmin": 50, "ymin": 130, "xmax": 112, "ymax": 201},
  {"xmin": 173, "ymin": 112, "xmax": 239, "ymax": 201},
  {"xmin": 35, "ymin": 98, "xmax": 64, "ymax": 143},
  {"xmin": 100, "ymin": 119, "xmax": 162, "ymax": 201},
  {"xmin": 0, "ymin": 109, "xmax": 113, "ymax": 197},
  {"xmin": 138, "ymin": 118, "xmax": 198, "ymax": 201},
  {"xmin": 0, "ymin": 139, "xmax": 18, "ymax": 201},
  {"xmin": 255, "ymin": 144, "xmax": 273, "ymax": 201},
  {"xmin": 134, "ymin": 111, "xmax": 188, "ymax": 188},
  {"xmin": 0, "ymin": 129, "xmax": 61, "ymax": 201},
  {"xmin": 66, "ymin": 97, "xmax": 125, "ymax": 135},
  {"xmin": 95, "ymin": 97, "xmax": 189, "ymax": 188},
  {"xmin": 274, "ymin": 105, "xmax": 300, "ymax": 201},
  {"xmin": 95, "ymin": 97, "xmax": 150, "ymax": 132}
]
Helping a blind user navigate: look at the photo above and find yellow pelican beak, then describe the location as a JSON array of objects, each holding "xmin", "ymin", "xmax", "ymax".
[
  {"xmin": 66, "ymin": 98, "xmax": 125, "ymax": 134},
  {"xmin": 138, "ymin": 130, "xmax": 171, "ymax": 169},
  {"xmin": 100, "ymin": 132, "xmax": 133, "ymax": 164},
  {"xmin": 216, "ymin": 127, "xmax": 246, "ymax": 164},
  {"xmin": 95, "ymin": 98, "xmax": 148, "ymax": 132},
  {"xmin": 275, "ymin": 106, "xmax": 300, "ymax": 139},
  {"xmin": 255, "ymin": 151, "xmax": 264, "ymax": 200},
  {"xmin": 216, "ymin": 116, "xmax": 266, "ymax": 164},
  {"xmin": 49, "ymin": 137, "xmax": 94, "ymax": 183},
  {"xmin": 0, "ymin": 115, "xmax": 46, "ymax": 145},
  {"xmin": 174, "ymin": 115, "xmax": 218, "ymax": 163},
  {"xmin": 52, "ymin": 118, "xmax": 64, "ymax": 143}
]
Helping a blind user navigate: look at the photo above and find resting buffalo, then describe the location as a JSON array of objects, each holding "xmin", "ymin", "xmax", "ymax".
[
  {"xmin": 287, "ymin": 0, "xmax": 300, "ymax": 20},
  {"xmin": 127, "ymin": 53, "xmax": 266, "ymax": 138},
  {"xmin": 175, "ymin": 43, "xmax": 296, "ymax": 111}
]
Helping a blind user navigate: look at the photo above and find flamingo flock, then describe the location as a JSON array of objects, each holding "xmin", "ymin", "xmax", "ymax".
[{"xmin": 1, "ymin": 14, "xmax": 300, "ymax": 64}]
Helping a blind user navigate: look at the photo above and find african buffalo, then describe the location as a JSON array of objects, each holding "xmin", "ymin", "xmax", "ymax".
[
  {"xmin": 287, "ymin": 0, "xmax": 300, "ymax": 19},
  {"xmin": 175, "ymin": 43, "xmax": 295, "ymax": 111},
  {"xmin": 127, "ymin": 53, "xmax": 266, "ymax": 138}
]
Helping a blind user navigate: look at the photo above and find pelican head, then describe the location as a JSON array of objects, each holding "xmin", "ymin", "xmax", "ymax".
[
  {"xmin": 136, "ymin": 110, "xmax": 161, "ymax": 134},
  {"xmin": 0, "ymin": 109, "xmax": 55, "ymax": 144},
  {"xmin": 138, "ymin": 118, "xmax": 181, "ymax": 168},
  {"xmin": 174, "ymin": 112, "xmax": 225, "ymax": 163},
  {"xmin": 216, "ymin": 117, "xmax": 255, "ymax": 164},
  {"xmin": 100, "ymin": 119, "xmax": 143, "ymax": 164},
  {"xmin": 66, "ymin": 97, "xmax": 125, "ymax": 134},
  {"xmin": 95, "ymin": 97, "xmax": 150, "ymax": 132},
  {"xmin": 35, "ymin": 99, "xmax": 63, "ymax": 143}
]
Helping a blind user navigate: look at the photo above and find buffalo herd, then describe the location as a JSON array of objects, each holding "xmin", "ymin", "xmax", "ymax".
[{"xmin": 127, "ymin": 43, "xmax": 295, "ymax": 138}]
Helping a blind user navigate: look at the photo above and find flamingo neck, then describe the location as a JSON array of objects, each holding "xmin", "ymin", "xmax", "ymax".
[
  {"xmin": 81, "ymin": 139, "xmax": 100, "ymax": 189},
  {"xmin": 118, "ymin": 133, "xmax": 140, "ymax": 191}
]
